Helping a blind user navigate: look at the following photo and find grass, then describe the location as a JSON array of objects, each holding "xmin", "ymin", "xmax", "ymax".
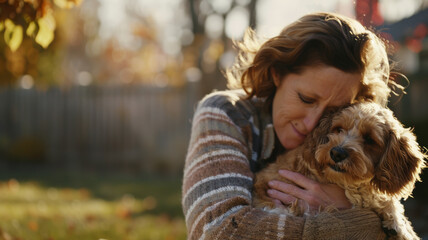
[
  {"xmin": 1, "ymin": 166, "xmax": 426, "ymax": 239},
  {"xmin": 0, "ymin": 168, "xmax": 186, "ymax": 240}
]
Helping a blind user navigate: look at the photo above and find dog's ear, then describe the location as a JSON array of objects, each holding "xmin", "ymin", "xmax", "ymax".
[
  {"xmin": 371, "ymin": 125, "xmax": 426, "ymax": 198},
  {"xmin": 312, "ymin": 106, "xmax": 343, "ymax": 143}
]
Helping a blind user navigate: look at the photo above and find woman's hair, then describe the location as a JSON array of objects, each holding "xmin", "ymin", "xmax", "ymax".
[{"xmin": 226, "ymin": 12, "xmax": 405, "ymax": 107}]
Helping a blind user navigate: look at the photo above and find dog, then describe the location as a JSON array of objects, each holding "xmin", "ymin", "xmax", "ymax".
[{"xmin": 253, "ymin": 102, "xmax": 426, "ymax": 240}]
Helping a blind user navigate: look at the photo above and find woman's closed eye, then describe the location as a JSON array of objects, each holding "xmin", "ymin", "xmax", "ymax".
[{"xmin": 298, "ymin": 93, "xmax": 315, "ymax": 104}]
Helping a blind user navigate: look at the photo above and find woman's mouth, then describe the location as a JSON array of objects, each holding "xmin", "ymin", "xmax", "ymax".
[{"xmin": 292, "ymin": 124, "xmax": 306, "ymax": 139}]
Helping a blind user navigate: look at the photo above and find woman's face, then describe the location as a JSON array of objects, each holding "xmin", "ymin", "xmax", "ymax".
[{"xmin": 272, "ymin": 65, "xmax": 361, "ymax": 150}]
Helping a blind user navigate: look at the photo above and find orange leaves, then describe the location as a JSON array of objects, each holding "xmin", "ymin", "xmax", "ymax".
[
  {"xmin": 115, "ymin": 195, "xmax": 158, "ymax": 219},
  {"xmin": 27, "ymin": 221, "xmax": 39, "ymax": 231},
  {"xmin": 7, "ymin": 179, "xmax": 20, "ymax": 191},
  {"xmin": 34, "ymin": 12, "xmax": 55, "ymax": 48},
  {"xmin": 0, "ymin": 178, "xmax": 186, "ymax": 239},
  {"xmin": 2, "ymin": 19, "xmax": 23, "ymax": 52},
  {"xmin": 0, "ymin": 0, "xmax": 82, "ymax": 51}
]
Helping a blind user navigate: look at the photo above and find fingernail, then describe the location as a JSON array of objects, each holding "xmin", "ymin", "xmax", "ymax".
[
  {"xmin": 268, "ymin": 181, "xmax": 275, "ymax": 187},
  {"xmin": 279, "ymin": 169, "xmax": 288, "ymax": 175},
  {"xmin": 267, "ymin": 189, "xmax": 275, "ymax": 195}
]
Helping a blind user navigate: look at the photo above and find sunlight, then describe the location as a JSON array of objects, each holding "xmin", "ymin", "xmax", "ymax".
[
  {"xmin": 225, "ymin": 6, "xmax": 249, "ymax": 39},
  {"xmin": 380, "ymin": 0, "xmax": 423, "ymax": 22},
  {"xmin": 97, "ymin": 0, "xmax": 128, "ymax": 40},
  {"xmin": 205, "ymin": 14, "xmax": 224, "ymax": 39},
  {"xmin": 210, "ymin": 0, "xmax": 233, "ymax": 14},
  {"xmin": 20, "ymin": 75, "xmax": 34, "ymax": 89},
  {"xmin": 97, "ymin": 0, "xmax": 187, "ymax": 54},
  {"xmin": 256, "ymin": 0, "xmax": 355, "ymax": 37}
]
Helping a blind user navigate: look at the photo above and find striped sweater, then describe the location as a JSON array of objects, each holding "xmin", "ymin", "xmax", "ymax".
[{"xmin": 182, "ymin": 90, "xmax": 386, "ymax": 240}]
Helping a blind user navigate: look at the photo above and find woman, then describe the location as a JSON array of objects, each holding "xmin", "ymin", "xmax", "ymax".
[{"xmin": 182, "ymin": 12, "xmax": 404, "ymax": 239}]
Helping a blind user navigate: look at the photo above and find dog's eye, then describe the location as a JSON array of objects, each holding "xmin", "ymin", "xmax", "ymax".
[
  {"xmin": 363, "ymin": 135, "xmax": 375, "ymax": 145},
  {"xmin": 319, "ymin": 135, "xmax": 329, "ymax": 144},
  {"xmin": 332, "ymin": 127, "xmax": 343, "ymax": 133}
]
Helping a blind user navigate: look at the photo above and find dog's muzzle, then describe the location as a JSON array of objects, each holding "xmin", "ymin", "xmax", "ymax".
[{"xmin": 330, "ymin": 146, "xmax": 349, "ymax": 163}]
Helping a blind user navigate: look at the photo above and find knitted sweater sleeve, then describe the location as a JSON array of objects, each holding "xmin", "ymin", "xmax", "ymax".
[{"xmin": 182, "ymin": 92, "xmax": 386, "ymax": 240}]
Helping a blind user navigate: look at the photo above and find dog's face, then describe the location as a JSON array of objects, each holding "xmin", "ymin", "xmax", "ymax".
[{"xmin": 312, "ymin": 102, "xmax": 426, "ymax": 198}]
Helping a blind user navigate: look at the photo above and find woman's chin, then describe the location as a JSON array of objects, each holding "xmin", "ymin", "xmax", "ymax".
[{"xmin": 281, "ymin": 139, "xmax": 304, "ymax": 150}]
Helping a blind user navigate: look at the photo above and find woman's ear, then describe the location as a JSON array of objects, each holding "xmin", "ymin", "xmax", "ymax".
[{"xmin": 271, "ymin": 68, "xmax": 281, "ymax": 87}]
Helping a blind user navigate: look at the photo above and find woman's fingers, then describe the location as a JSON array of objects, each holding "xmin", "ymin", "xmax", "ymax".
[
  {"xmin": 273, "ymin": 199, "xmax": 286, "ymax": 208},
  {"xmin": 268, "ymin": 180, "xmax": 306, "ymax": 200},
  {"xmin": 268, "ymin": 170, "xmax": 330, "ymax": 209},
  {"xmin": 269, "ymin": 169, "xmax": 352, "ymax": 210},
  {"xmin": 278, "ymin": 169, "xmax": 317, "ymax": 190},
  {"xmin": 267, "ymin": 188, "xmax": 297, "ymax": 205},
  {"xmin": 268, "ymin": 179, "xmax": 323, "ymax": 209}
]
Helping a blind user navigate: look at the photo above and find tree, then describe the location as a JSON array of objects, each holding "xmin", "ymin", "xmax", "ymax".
[
  {"xmin": 0, "ymin": 0, "xmax": 82, "ymax": 51},
  {"xmin": 185, "ymin": 0, "xmax": 258, "ymax": 93}
]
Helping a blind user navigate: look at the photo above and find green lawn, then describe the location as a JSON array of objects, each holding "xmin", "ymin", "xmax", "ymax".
[
  {"xmin": 2, "ymin": 168, "xmax": 426, "ymax": 239},
  {"xmin": 0, "ymin": 169, "xmax": 186, "ymax": 240}
]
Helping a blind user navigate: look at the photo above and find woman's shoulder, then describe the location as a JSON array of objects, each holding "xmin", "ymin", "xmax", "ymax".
[
  {"xmin": 198, "ymin": 89, "xmax": 248, "ymax": 109},
  {"xmin": 194, "ymin": 90, "xmax": 273, "ymax": 170},
  {"xmin": 197, "ymin": 90, "xmax": 259, "ymax": 126},
  {"xmin": 197, "ymin": 89, "xmax": 264, "ymax": 119}
]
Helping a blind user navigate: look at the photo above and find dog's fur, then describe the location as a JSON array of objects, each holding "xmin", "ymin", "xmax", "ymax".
[{"xmin": 253, "ymin": 102, "xmax": 426, "ymax": 240}]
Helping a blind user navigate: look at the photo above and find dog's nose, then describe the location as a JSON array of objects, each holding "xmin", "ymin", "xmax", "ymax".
[{"xmin": 330, "ymin": 146, "xmax": 349, "ymax": 163}]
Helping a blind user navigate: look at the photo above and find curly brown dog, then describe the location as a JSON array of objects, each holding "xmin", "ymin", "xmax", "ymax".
[{"xmin": 253, "ymin": 102, "xmax": 426, "ymax": 240}]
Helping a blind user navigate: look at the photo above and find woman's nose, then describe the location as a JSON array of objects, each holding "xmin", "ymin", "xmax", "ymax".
[{"xmin": 303, "ymin": 109, "xmax": 323, "ymax": 133}]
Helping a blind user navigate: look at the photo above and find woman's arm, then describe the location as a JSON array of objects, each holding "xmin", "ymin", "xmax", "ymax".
[{"xmin": 182, "ymin": 93, "xmax": 386, "ymax": 240}]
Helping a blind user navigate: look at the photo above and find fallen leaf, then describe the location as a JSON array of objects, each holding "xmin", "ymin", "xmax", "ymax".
[{"xmin": 28, "ymin": 221, "xmax": 39, "ymax": 231}]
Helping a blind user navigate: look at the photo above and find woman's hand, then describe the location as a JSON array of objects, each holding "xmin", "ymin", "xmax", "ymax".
[{"xmin": 267, "ymin": 169, "xmax": 352, "ymax": 212}]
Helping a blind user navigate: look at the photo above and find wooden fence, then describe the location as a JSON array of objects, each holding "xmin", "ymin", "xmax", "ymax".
[{"xmin": 0, "ymin": 83, "xmax": 201, "ymax": 175}]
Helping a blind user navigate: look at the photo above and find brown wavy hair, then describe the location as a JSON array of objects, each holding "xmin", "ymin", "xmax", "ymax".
[{"xmin": 226, "ymin": 12, "xmax": 405, "ymax": 107}]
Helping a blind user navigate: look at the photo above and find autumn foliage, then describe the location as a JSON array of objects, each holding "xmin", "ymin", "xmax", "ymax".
[{"xmin": 0, "ymin": 0, "xmax": 82, "ymax": 51}]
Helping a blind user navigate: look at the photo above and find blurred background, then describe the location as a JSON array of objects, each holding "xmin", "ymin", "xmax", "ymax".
[{"xmin": 0, "ymin": 0, "xmax": 427, "ymax": 239}]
